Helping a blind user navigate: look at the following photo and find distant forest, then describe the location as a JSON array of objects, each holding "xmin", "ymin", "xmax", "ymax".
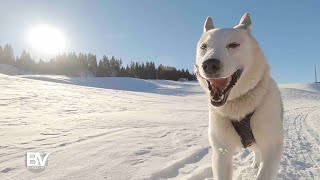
[{"xmin": 0, "ymin": 44, "xmax": 196, "ymax": 81}]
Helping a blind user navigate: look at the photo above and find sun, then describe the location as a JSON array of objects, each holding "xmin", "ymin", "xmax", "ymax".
[{"xmin": 28, "ymin": 24, "xmax": 66, "ymax": 55}]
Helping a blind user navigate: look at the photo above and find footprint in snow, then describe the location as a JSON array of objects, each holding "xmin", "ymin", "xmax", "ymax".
[
  {"xmin": 134, "ymin": 149, "xmax": 151, "ymax": 156},
  {"xmin": 1, "ymin": 167, "xmax": 14, "ymax": 173}
]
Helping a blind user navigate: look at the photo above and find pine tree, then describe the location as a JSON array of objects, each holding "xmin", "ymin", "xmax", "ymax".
[
  {"xmin": 2, "ymin": 44, "xmax": 15, "ymax": 64},
  {"xmin": 88, "ymin": 54, "xmax": 97, "ymax": 76},
  {"xmin": 0, "ymin": 43, "xmax": 196, "ymax": 81},
  {"xmin": 97, "ymin": 60, "xmax": 104, "ymax": 77},
  {"xmin": 0, "ymin": 46, "xmax": 3, "ymax": 64},
  {"xmin": 16, "ymin": 50, "xmax": 34, "ymax": 71}
]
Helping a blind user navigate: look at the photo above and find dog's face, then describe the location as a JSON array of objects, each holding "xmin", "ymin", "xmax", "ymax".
[{"xmin": 196, "ymin": 13, "xmax": 264, "ymax": 107}]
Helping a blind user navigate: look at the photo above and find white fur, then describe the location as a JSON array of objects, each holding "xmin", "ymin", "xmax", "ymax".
[{"xmin": 196, "ymin": 13, "xmax": 283, "ymax": 180}]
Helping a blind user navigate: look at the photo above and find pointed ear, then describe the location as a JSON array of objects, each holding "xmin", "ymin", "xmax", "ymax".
[
  {"xmin": 203, "ymin": 16, "xmax": 214, "ymax": 32},
  {"xmin": 234, "ymin": 12, "xmax": 252, "ymax": 32}
]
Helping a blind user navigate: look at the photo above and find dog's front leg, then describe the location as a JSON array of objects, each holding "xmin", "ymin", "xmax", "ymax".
[
  {"xmin": 212, "ymin": 150, "xmax": 233, "ymax": 180},
  {"xmin": 256, "ymin": 145, "xmax": 283, "ymax": 180}
]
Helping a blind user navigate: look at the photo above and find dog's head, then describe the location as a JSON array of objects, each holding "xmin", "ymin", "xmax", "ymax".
[{"xmin": 195, "ymin": 13, "xmax": 267, "ymax": 107}]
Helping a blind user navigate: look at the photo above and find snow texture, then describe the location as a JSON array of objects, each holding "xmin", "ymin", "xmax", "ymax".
[{"xmin": 0, "ymin": 73, "xmax": 320, "ymax": 180}]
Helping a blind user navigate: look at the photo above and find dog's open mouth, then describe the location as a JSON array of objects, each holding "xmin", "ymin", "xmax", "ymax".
[
  {"xmin": 195, "ymin": 67, "xmax": 243, "ymax": 107},
  {"xmin": 206, "ymin": 69, "xmax": 242, "ymax": 106}
]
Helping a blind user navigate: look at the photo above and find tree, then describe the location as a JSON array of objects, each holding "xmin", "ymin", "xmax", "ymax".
[
  {"xmin": 108, "ymin": 56, "xmax": 121, "ymax": 76},
  {"xmin": 88, "ymin": 54, "xmax": 97, "ymax": 76},
  {"xmin": 97, "ymin": 60, "xmax": 104, "ymax": 77},
  {"xmin": 1, "ymin": 44, "xmax": 15, "ymax": 64},
  {"xmin": 16, "ymin": 50, "xmax": 34, "ymax": 71},
  {"xmin": 158, "ymin": 64, "xmax": 179, "ymax": 80},
  {"xmin": 0, "ymin": 46, "xmax": 3, "ymax": 64},
  {"xmin": 0, "ymin": 43, "xmax": 196, "ymax": 81},
  {"xmin": 97, "ymin": 55, "xmax": 110, "ymax": 77}
]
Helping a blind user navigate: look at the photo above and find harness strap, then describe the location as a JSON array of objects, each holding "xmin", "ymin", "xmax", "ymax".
[{"xmin": 231, "ymin": 111, "xmax": 255, "ymax": 148}]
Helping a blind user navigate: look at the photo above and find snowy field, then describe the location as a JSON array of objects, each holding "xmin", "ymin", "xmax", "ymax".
[{"xmin": 1, "ymin": 73, "xmax": 320, "ymax": 180}]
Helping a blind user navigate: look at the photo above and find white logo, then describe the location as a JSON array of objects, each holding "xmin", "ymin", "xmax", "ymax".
[{"xmin": 26, "ymin": 152, "xmax": 51, "ymax": 170}]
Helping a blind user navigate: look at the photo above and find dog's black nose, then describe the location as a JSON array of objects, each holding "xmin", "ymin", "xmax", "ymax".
[{"xmin": 202, "ymin": 59, "xmax": 222, "ymax": 73}]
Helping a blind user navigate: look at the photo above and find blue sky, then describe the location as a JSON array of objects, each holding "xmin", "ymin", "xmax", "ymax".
[{"xmin": 0, "ymin": 0, "xmax": 319, "ymax": 83}]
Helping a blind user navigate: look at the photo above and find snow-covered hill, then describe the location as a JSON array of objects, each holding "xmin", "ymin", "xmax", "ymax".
[
  {"xmin": 0, "ymin": 74, "xmax": 320, "ymax": 180},
  {"xmin": 18, "ymin": 74, "xmax": 203, "ymax": 96}
]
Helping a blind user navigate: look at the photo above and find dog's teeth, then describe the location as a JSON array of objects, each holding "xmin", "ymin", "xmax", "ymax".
[{"xmin": 220, "ymin": 94, "xmax": 224, "ymax": 100}]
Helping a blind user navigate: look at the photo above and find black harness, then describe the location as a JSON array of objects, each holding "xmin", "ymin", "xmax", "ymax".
[{"xmin": 230, "ymin": 111, "xmax": 256, "ymax": 148}]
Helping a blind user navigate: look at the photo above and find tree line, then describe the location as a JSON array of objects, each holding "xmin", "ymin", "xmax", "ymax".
[{"xmin": 0, "ymin": 44, "xmax": 195, "ymax": 81}]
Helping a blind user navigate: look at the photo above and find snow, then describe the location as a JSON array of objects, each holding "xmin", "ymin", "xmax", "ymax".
[{"xmin": 0, "ymin": 73, "xmax": 320, "ymax": 180}]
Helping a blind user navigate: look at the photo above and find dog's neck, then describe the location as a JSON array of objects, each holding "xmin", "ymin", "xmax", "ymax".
[{"xmin": 212, "ymin": 67, "xmax": 270, "ymax": 120}]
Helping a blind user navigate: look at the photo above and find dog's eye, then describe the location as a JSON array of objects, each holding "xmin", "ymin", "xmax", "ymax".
[
  {"xmin": 226, "ymin": 42, "xmax": 240, "ymax": 49},
  {"xmin": 200, "ymin": 44, "xmax": 207, "ymax": 50}
]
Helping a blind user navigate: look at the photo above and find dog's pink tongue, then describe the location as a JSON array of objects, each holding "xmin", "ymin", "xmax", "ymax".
[{"xmin": 208, "ymin": 79, "xmax": 228, "ymax": 90}]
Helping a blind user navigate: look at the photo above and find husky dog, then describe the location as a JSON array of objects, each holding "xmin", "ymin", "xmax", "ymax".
[{"xmin": 195, "ymin": 13, "xmax": 283, "ymax": 180}]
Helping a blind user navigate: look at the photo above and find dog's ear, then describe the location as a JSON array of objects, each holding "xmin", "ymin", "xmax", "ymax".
[
  {"xmin": 203, "ymin": 16, "xmax": 214, "ymax": 32},
  {"xmin": 234, "ymin": 12, "xmax": 252, "ymax": 32}
]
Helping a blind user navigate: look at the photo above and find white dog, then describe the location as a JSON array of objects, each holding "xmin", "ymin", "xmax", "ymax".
[{"xmin": 195, "ymin": 13, "xmax": 283, "ymax": 180}]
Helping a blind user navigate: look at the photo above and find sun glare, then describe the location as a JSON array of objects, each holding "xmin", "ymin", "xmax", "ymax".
[{"xmin": 28, "ymin": 24, "xmax": 66, "ymax": 55}]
